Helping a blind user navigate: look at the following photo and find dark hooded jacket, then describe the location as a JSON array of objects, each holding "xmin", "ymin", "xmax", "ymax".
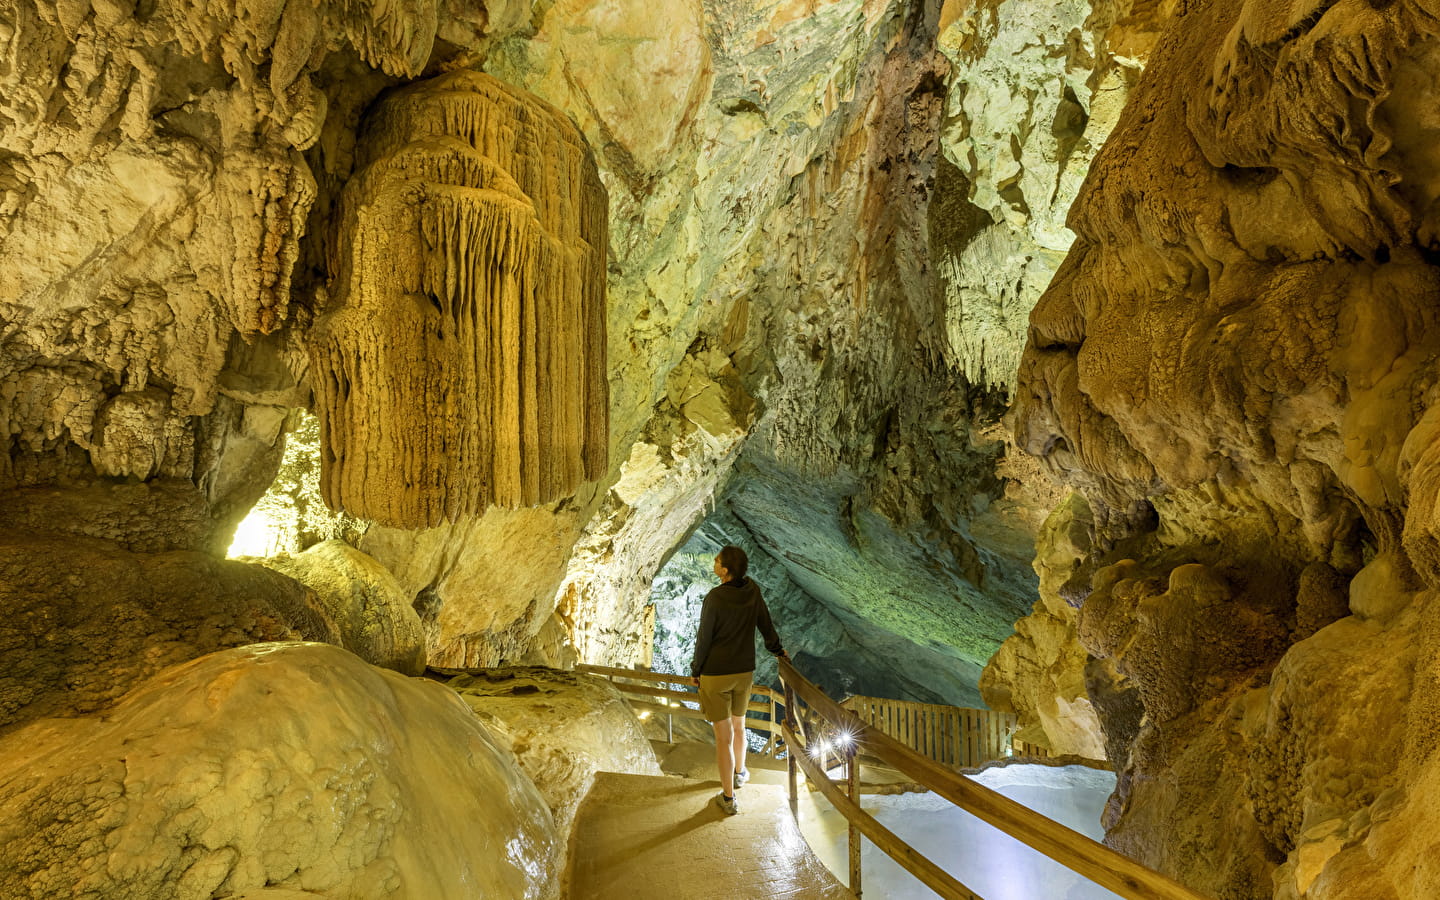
[{"xmin": 690, "ymin": 577, "xmax": 785, "ymax": 677}]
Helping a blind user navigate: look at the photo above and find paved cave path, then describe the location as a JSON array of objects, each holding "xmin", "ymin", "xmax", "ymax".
[{"xmin": 564, "ymin": 763, "xmax": 854, "ymax": 900}]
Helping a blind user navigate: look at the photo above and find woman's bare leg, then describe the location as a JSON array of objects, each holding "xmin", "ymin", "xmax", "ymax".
[
  {"xmin": 712, "ymin": 718, "xmax": 735, "ymax": 797},
  {"xmin": 730, "ymin": 714, "xmax": 746, "ymax": 777}
]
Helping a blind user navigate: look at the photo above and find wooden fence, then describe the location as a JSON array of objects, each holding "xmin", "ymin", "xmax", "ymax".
[
  {"xmin": 841, "ymin": 695, "xmax": 1035, "ymax": 769},
  {"xmin": 574, "ymin": 665, "xmax": 1049, "ymax": 770}
]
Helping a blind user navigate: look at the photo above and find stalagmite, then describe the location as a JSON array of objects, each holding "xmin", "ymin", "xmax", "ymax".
[{"xmin": 313, "ymin": 71, "xmax": 609, "ymax": 528}]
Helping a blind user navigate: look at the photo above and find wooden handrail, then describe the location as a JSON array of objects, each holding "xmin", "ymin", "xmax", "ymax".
[
  {"xmin": 574, "ymin": 663, "xmax": 778, "ymax": 700},
  {"xmin": 575, "ymin": 662, "xmax": 783, "ymax": 754},
  {"xmin": 783, "ymin": 718, "xmax": 982, "ymax": 900},
  {"xmin": 778, "ymin": 657, "xmax": 1210, "ymax": 900}
]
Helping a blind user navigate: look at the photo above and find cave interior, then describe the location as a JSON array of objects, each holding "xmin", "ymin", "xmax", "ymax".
[{"xmin": 6, "ymin": 0, "xmax": 1440, "ymax": 897}]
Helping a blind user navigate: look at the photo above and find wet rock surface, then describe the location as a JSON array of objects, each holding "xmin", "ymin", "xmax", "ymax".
[
  {"xmin": 444, "ymin": 667, "xmax": 662, "ymax": 836},
  {"xmin": 0, "ymin": 642, "xmax": 560, "ymax": 900}
]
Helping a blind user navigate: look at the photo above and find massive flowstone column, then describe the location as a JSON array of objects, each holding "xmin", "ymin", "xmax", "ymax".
[{"xmin": 313, "ymin": 71, "xmax": 609, "ymax": 528}]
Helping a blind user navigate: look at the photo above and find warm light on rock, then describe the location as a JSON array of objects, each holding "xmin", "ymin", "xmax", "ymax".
[
  {"xmin": 313, "ymin": 71, "xmax": 609, "ymax": 528},
  {"xmin": 0, "ymin": 643, "xmax": 561, "ymax": 899}
]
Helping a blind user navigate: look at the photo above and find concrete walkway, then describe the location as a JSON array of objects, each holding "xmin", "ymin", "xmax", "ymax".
[{"xmin": 564, "ymin": 771, "xmax": 855, "ymax": 900}]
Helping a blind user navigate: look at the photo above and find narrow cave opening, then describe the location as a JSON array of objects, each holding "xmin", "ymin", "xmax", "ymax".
[
  {"xmin": 649, "ymin": 483, "xmax": 1033, "ymax": 713},
  {"xmin": 226, "ymin": 408, "xmax": 364, "ymax": 559}
]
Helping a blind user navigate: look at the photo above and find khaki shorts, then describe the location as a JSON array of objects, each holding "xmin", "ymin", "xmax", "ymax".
[{"xmin": 698, "ymin": 671, "xmax": 754, "ymax": 722}]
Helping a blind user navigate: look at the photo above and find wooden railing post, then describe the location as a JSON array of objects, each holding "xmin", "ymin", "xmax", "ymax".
[
  {"xmin": 766, "ymin": 694, "xmax": 778, "ymax": 758},
  {"xmin": 784, "ymin": 678, "xmax": 797, "ymax": 810},
  {"xmin": 846, "ymin": 739, "xmax": 861, "ymax": 896}
]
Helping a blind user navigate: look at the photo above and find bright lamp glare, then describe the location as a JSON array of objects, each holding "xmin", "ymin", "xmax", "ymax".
[{"xmin": 227, "ymin": 508, "xmax": 287, "ymax": 558}]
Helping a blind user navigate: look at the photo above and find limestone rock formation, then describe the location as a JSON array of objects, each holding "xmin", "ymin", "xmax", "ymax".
[
  {"xmin": 446, "ymin": 667, "xmax": 662, "ymax": 835},
  {"xmin": 982, "ymin": 492, "xmax": 1106, "ymax": 758},
  {"xmin": 255, "ymin": 540, "xmax": 427, "ymax": 675},
  {"xmin": 935, "ymin": 0, "xmax": 1169, "ymax": 389},
  {"xmin": 1, "ymin": 0, "xmax": 617, "ymax": 691},
  {"xmin": 313, "ymin": 70, "xmax": 609, "ymax": 528},
  {"xmin": 0, "ymin": 642, "xmax": 561, "ymax": 900},
  {"xmin": 993, "ymin": 0, "xmax": 1440, "ymax": 897},
  {"xmin": 0, "ymin": 0, "xmax": 472, "ymax": 551},
  {"xmin": 359, "ymin": 501, "xmax": 594, "ymax": 668},
  {"xmin": 0, "ymin": 531, "xmax": 337, "ymax": 735}
]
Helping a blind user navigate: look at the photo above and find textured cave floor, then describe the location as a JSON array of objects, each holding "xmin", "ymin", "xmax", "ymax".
[{"xmin": 565, "ymin": 766, "xmax": 854, "ymax": 900}]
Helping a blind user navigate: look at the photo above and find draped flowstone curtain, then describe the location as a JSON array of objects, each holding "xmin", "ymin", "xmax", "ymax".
[{"xmin": 313, "ymin": 71, "xmax": 609, "ymax": 527}]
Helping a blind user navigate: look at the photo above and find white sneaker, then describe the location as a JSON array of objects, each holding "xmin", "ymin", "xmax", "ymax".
[
  {"xmin": 714, "ymin": 792, "xmax": 739, "ymax": 815},
  {"xmin": 733, "ymin": 768, "xmax": 750, "ymax": 789}
]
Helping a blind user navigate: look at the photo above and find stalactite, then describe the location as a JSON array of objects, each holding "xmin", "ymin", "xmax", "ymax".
[{"xmin": 312, "ymin": 72, "xmax": 608, "ymax": 528}]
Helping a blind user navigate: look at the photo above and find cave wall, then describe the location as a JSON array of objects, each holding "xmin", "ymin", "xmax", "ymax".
[
  {"xmin": 0, "ymin": 0, "xmax": 1181, "ymax": 736},
  {"xmin": 0, "ymin": 0, "xmax": 1167, "ymax": 684},
  {"xmin": 990, "ymin": 0, "xmax": 1440, "ymax": 897},
  {"xmin": 935, "ymin": 0, "xmax": 1167, "ymax": 389}
]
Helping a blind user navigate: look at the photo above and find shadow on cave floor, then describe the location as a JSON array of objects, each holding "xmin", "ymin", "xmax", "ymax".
[{"xmin": 564, "ymin": 767, "xmax": 854, "ymax": 900}]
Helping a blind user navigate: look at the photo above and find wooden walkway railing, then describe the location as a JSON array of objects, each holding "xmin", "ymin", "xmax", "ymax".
[
  {"xmin": 576, "ymin": 665, "xmax": 1043, "ymax": 770},
  {"xmin": 575, "ymin": 663, "xmax": 785, "ymax": 757},
  {"xmin": 778, "ymin": 658, "xmax": 1210, "ymax": 900},
  {"xmin": 841, "ymin": 695, "xmax": 1043, "ymax": 769},
  {"xmin": 573, "ymin": 661, "xmax": 1202, "ymax": 898}
]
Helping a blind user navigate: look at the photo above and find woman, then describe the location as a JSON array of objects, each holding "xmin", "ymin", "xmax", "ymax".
[{"xmin": 690, "ymin": 544, "xmax": 787, "ymax": 815}]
